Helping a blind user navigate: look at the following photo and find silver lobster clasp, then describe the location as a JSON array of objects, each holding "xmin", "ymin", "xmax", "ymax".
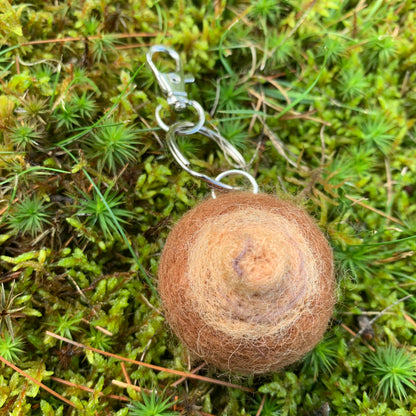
[{"xmin": 146, "ymin": 45, "xmax": 195, "ymax": 111}]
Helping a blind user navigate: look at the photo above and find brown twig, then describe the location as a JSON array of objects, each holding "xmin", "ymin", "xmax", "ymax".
[
  {"xmin": 175, "ymin": 406, "xmax": 216, "ymax": 416},
  {"xmin": 115, "ymin": 42, "xmax": 153, "ymax": 50},
  {"xmin": 255, "ymin": 394, "xmax": 266, "ymax": 416},
  {"xmin": 345, "ymin": 194, "xmax": 404, "ymax": 225},
  {"xmin": 374, "ymin": 251, "xmax": 414, "ymax": 265},
  {"xmin": 121, "ymin": 362, "xmax": 132, "ymax": 385},
  {"xmin": 46, "ymin": 331, "xmax": 254, "ymax": 392},
  {"xmin": 0, "ymin": 356, "xmax": 77, "ymax": 408},
  {"xmin": 67, "ymin": 274, "xmax": 89, "ymax": 303},
  {"xmin": 171, "ymin": 363, "xmax": 206, "ymax": 388},
  {"xmin": 341, "ymin": 323, "xmax": 356, "ymax": 337},
  {"xmin": 0, "ymin": 198, "xmax": 18, "ymax": 216},
  {"xmin": 248, "ymin": 88, "xmax": 329, "ymax": 125},
  {"xmin": 348, "ymin": 295, "xmax": 413, "ymax": 345},
  {"xmin": 0, "ymin": 271, "xmax": 21, "ymax": 284},
  {"xmin": 261, "ymin": 75, "xmax": 291, "ymax": 105},
  {"xmin": 20, "ymin": 32, "xmax": 158, "ymax": 46},
  {"xmin": 403, "ymin": 313, "xmax": 416, "ymax": 329},
  {"xmin": 51, "ymin": 376, "xmax": 129, "ymax": 401},
  {"xmin": 341, "ymin": 323, "xmax": 375, "ymax": 352}
]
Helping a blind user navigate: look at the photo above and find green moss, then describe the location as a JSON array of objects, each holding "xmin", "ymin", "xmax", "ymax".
[{"xmin": 0, "ymin": 0, "xmax": 416, "ymax": 414}]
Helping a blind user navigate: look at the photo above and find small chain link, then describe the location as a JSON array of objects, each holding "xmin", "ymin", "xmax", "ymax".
[{"xmin": 146, "ymin": 45, "xmax": 258, "ymax": 193}]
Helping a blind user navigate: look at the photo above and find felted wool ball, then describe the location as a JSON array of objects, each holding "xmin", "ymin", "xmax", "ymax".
[{"xmin": 158, "ymin": 192, "xmax": 335, "ymax": 374}]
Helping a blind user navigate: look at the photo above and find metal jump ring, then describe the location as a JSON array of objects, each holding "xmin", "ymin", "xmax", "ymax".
[
  {"xmin": 156, "ymin": 100, "xmax": 205, "ymax": 135},
  {"xmin": 211, "ymin": 170, "xmax": 259, "ymax": 199}
]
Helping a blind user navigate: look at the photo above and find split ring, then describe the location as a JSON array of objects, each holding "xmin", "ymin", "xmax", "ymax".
[
  {"xmin": 156, "ymin": 100, "xmax": 205, "ymax": 135},
  {"xmin": 211, "ymin": 170, "xmax": 259, "ymax": 199}
]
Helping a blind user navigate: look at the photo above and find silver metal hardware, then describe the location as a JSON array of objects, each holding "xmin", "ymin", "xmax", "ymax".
[
  {"xmin": 148, "ymin": 45, "xmax": 258, "ymax": 195},
  {"xmin": 167, "ymin": 122, "xmax": 255, "ymax": 191},
  {"xmin": 155, "ymin": 101, "xmax": 205, "ymax": 134},
  {"xmin": 211, "ymin": 170, "xmax": 259, "ymax": 199},
  {"xmin": 198, "ymin": 125, "xmax": 246, "ymax": 169},
  {"xmin": 146, "ymin": 45, "xmax": 196, "ymax": 111}
]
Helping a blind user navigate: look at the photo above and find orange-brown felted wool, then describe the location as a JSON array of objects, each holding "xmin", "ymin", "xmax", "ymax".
[{"xmin": 158, "ymin": 192, "xmax": 335, "ymax": 374}]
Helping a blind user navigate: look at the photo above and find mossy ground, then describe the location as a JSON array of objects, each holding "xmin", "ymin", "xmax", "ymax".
[{"xmin": 1, "ymin": 0, "xmax": 416, "ymax": 415}]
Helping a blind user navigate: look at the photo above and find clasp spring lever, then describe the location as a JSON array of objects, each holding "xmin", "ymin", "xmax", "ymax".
[{"xmin": 146, "ymin": 45, "xmax": 194, "ymax": 111}]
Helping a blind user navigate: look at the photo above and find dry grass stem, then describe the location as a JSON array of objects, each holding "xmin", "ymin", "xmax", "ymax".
[
  {"xmin": 403, "ymin": 313, "xmax": 416, "ymax": 329},
  {"xmin": 349, "ymin": 295, "xmax": 413, "ymax": 345},
  {"xmin": 45, "ymin": 331, "xmax": 254, "ymax": 392},
  {"xmin": 112, "ymin": 380, "xmax": 142, "ymax": 393},
  {"xmin": 171, "ymin": 363, "xmax": 206, "ymax": 387},
  {"xmin": 341, "ymin": 323, "xmax": 376, "ymax": 352},
  {"xmin": 20, "ymin": 33, "xmax": 158, "ymax": 46},
  {"xmin": 120, "ymin": 362, "xmax": 132, "ymax": 385},
  {"xmin": 255, "ymin": 394, "xmax": 267, "ymax": 416},
  {"xmin": 345, "ymin": 194, "xmax": 404, "ymax": 225},
  {"xmin": 51, "ymin": 376, "xmax": 129, "ymax": 401},
  {"xmin": 0, "ymin": 356, "xmax": 78, "ymax": 408}
]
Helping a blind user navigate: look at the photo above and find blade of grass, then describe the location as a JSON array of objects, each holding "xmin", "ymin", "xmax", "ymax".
[
  {"xmin": 0, "ymin": 60, "xmax": 14, "ymax": 78},
  {"xmin": 351, "ymin": 235, "xmax": 416, "ymax": 247},
  {"xmin": 0, "ymin": 167, "xmax": 70, "ymax": 187},
  {"xmin": 0, "ymin": 45, "xmax": 20, "ymax": 57},
  {"xmin": 218, "ymin": 7, "xmax": 251, "ymax": 76},
  {"xmin": 274, "ymin": 53, "xmax": 328, "ymax": 121}
]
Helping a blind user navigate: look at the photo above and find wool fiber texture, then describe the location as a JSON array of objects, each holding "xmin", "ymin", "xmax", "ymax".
[{"xmin": 158, "ymin": 192, "xmax": 335, "ymax": 374}]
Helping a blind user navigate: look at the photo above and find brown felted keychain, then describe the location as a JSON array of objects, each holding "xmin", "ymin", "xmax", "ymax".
[{"xmin": 148, "ymin": 46, "xmax": 336, "ymax": 374}]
